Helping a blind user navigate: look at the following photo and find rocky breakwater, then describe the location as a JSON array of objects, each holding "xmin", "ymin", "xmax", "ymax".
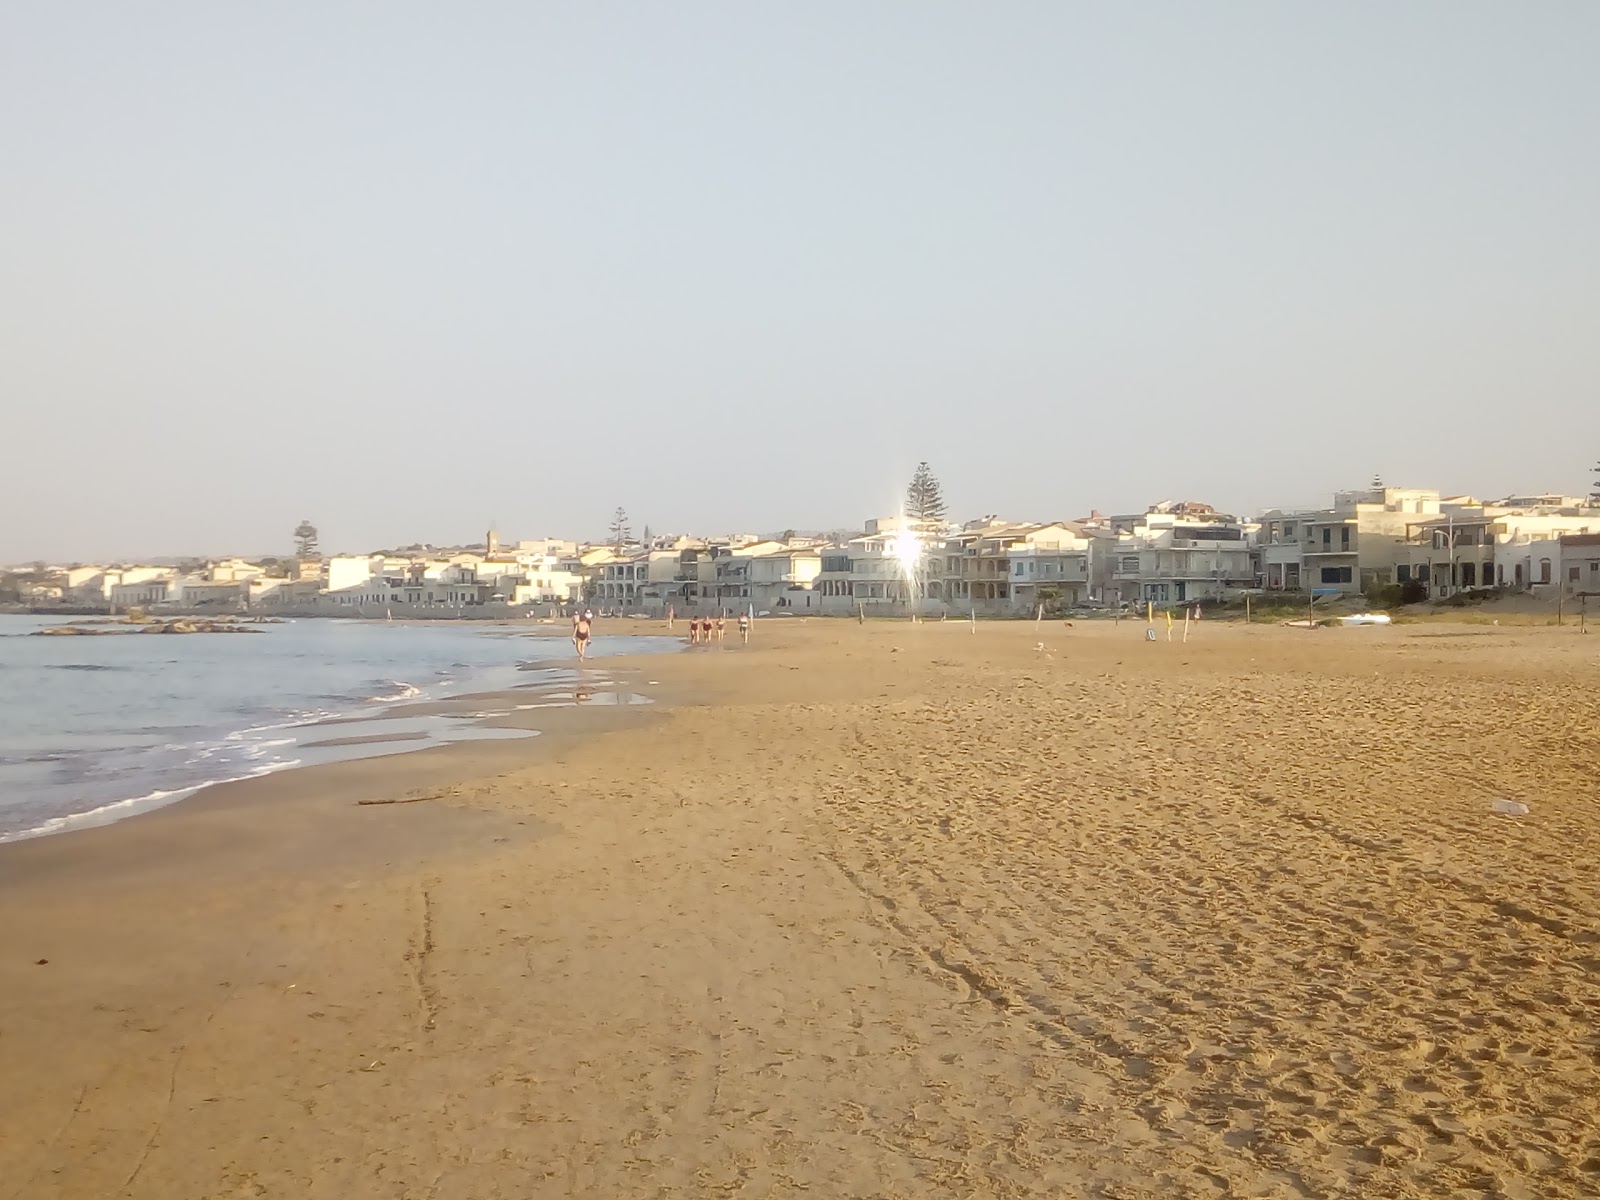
[{"xmin": 34, "ymin": 619, "xmax": 264, "ymax": 636}]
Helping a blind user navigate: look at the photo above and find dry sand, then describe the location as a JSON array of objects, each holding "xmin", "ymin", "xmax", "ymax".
[{"xmin": 2, "ymin": 618, "xmax": 1599, "ymax": 1198}]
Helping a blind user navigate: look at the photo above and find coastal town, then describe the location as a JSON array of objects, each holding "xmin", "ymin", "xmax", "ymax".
[{"xmin": 7, "ymin": 469, "xmax": 1600, "ymax": 619}]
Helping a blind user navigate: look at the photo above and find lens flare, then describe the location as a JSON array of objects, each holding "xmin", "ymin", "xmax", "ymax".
[
  {"xmin": 890, "ymin": 526, "xmax": 922, "ymax": 573},
  {"xmin": 891, "ymin": 521, "xmax": 922, "ymax": 613}
]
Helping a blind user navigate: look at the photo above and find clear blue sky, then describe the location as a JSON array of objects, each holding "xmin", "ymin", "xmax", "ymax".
[{"xmin": 3, "ymin": 2, "xmax": 1597, "ymax": 562}]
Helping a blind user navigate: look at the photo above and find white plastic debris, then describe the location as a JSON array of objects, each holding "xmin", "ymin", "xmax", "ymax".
[{"xmin": 1491, "ymin": 799, "xmax": 1530, "ymax": 816}]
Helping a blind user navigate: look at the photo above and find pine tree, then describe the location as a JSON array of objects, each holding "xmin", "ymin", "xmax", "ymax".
[
  {"xmin": 905, "ymin": 462, "xmax": 947, "ymax": 531},
  {"xmin": 609, "ymin": 507, "xmax": 632, "ymax": 549},
  {"xmin": 293, "ymin": 520, "xmax": 320, "ymax": 560}
]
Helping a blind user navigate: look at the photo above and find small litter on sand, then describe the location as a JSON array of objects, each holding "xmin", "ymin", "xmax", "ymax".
[{"xmin": 1491, "ymin": 799, "xmax": 1530, "ymax": 816}]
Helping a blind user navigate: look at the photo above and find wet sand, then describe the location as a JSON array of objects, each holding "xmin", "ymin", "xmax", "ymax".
[{"xmin": 3, "ymin": 619, "xmax": 1599, "ymax": 1198}]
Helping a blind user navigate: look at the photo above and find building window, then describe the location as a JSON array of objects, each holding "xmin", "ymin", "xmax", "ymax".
[
  {"xmin": 1340, "ymin": 527, "xmax": 1351, "ymax": 550},
  {"xmin": 1397, "ymin": 565, "xmax": 1411, "ymax": 582},
  {"xmin": 1320, "ymin": 566, "xmax": 1353, "ymax": 584},
  {"xmin": 1322, "ymin": 528, "xmax": 1331, "ymax": 547},
  {"xmin": 1283, "ymin": 522, "xmax": 1296, "ymax": 537},
  {"xmin": 1539, "ymin": 559, "xmax": 1552, "ymax": 584}
]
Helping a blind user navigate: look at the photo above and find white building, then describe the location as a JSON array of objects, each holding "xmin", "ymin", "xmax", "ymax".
[
  {"xmin": 1111, "ymin": 504, "xmax": 1252, "ymax": 606},
  {"xmin": 815, "ymin": 521, "xmax": 918, "ymax": 614},
  {"xmin": 108, "ymin": 571, "xmax": 176, "ymax": 608},
  {"xmin": 1006, "ymin": 525, "xmax": 1096, "ymax": 613}
]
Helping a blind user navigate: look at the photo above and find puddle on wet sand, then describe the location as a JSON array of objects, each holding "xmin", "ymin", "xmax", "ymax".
[
  {"xmin": 289, "ymin": 715, "xmax": 540, "ymax": 768},
  {"xmin": 513, "ymin": 691, "xmax": 654, "ymax": 708}
]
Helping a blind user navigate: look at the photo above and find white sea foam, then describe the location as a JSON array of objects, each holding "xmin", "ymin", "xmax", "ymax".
[
  {"xmin": 368, "ymin": 680, "xmax": 423, "ymax": 702},
  {"xmin": 0, "ymin": 758, "xmax": 300, "ymax": 844}
]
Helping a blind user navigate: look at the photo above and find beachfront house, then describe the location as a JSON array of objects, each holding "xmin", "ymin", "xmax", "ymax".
[
  {"xmin": 746, "ymin": 548, "xmax": 821, "ymax": 613},
  {"xmin": 1257, "ymin": 487, "xmax": 1445, "ymax": 597},
  {"xmin": 711, "ymin": 548, "xmax": 821, "ymax": 614},
  {"xmin": 815, "ymin": 519, "xmax": 917, "ymax": 615},
  {"xmin": 107, "ymin": 569, "xmax": 177, "ymax": 608},
  {"xmin": 1110, "ymin": 503, "xmax": 1252, "ymax": 606},
  {"xmin": 1005, "ymin": 524, "xmax": 1096, "ymax": 614},
  {"xmin": 1557, "ymin": 534, "xmax": 1600, "ymax": 596}
]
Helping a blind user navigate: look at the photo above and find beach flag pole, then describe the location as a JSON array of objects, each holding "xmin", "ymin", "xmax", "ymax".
[
  {"xmin": 1183, "ymin": 607, "xmax": 1191, "ymax": 643},
  {"xmin": 970, "ymin": 603, "xmax": 976, "ymax": 634},
  {"xmin": 1036, "ymin": 603, "xmax": 1044, "ymax": 629}
]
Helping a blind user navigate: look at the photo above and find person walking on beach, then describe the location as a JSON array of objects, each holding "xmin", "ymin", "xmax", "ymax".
[
  {"xmin": 738, "ymin": 611, "xmax": 750, "ymax": 644},
  {"xmin": 716, "ymin": 613, "xmax": 726, "ymax": 643},
  {"xmin": 573, "ymin": 611, "xmax": 592, "ymax": 661},
  {"xmin": 667, "ymin": 604, "xmax": 675, "ymax": 631}
]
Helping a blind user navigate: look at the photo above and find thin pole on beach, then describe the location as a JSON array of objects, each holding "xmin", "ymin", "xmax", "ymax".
[
  {"xmin": 1183, "ymin": 608, "xmax": 1191, "ymax": 643},
  {"xmin": 1245, "ymin": 594, "xmax": 1251, "ymax": 624},
  {"xmin": 970, "ymin": 603, "xmax": 976, "ymax": 634}
]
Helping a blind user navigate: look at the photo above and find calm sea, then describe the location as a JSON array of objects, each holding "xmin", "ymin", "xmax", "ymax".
[{"xmin": 0, "ymin": 615, "xmax": 669, "ymax": 843}]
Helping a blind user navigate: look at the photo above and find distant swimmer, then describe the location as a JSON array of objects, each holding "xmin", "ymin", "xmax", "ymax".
[{"xmin": 573, "ymin": 612, "xmax": 592, "ymax": 661}]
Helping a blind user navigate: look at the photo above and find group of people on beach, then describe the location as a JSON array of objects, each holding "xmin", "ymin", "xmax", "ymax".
[
  {"xmin": 572, "ymin": 605, "xmax": 751, "ymax": 660},
  {"xmin": 669, "ymin": 605, "xmax": 749, "ymax": 646},
  {"xmin": 686, "ymin": 614, "xmax": 726, "ymax": 645}
]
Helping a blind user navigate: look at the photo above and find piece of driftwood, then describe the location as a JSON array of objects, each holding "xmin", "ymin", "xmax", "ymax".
[{"xmin": 356, "ymin": 793, "xmax": 442, "ymax": 807}]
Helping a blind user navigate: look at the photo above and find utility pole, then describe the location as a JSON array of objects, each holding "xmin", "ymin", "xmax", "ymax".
[{"xmin": 1449, "ymin": 510, "xmax": 1457, "ymax": 593}]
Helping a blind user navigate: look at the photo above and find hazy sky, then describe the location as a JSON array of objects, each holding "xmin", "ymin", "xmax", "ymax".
[{"xmin": 3, "ymin": 2, "xmax": 1597, "ymax": 563}]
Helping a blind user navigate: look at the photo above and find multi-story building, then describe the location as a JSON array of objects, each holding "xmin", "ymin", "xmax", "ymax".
[
  {"xmin": 1257, "ymin": 487, "xmax": 1600, "ymax": 597},
  {"xmin": 939, "ymin": 520, "xmax": 1092, "ymax": 614},
  {"xmin": 711, "ymin": 548, "xmax": 822, "ymax": 613},
  {"xmin": 1110, "ymin": 503, "xmax": 1252, "ymax": 605},
  {"xmin": 1007, "ymin": 527, "xmax": 1096, "ymax": 612},
  {"xmin": 815, "ymin": 519, "xmax": 919, "ymax": 613},
  {"xmin": 107, "ymin": 570, "xmax": 177, "ymax": 608},
  {"xmin": 1257, "ymin": 487, "xmax": 1445, "ymax": 596},
  {"xmin": 1556, "ymin": 534, "xmax": 1600, "ymax": 595},
  {"xmin": 594, "ymin": 552, "xmax": 652, "ymax": 608}
]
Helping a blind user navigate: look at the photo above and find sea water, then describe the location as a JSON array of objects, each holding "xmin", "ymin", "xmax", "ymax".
[{"xmin": 0, "ymin": 615, "xmax": 671, "ymax": 842}]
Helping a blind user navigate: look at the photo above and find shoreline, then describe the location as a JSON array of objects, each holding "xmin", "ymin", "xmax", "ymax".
[
  {"xmin": 0, "ymin": 619, "xmax": 684, "ymax": 847},
  {"xmin": 0, "ymin": 639, "xmax": 698, "ymax": 889}
]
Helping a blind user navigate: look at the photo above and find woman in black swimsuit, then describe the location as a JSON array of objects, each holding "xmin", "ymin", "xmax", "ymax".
[{"xmin": 573, "ymin": 613, "xmax": 592, "ymax": 660}]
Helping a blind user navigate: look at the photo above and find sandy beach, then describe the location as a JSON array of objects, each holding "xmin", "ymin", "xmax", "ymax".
[{"xmin": 3, "ymin": 618, "xmax": 1599, "ymax": 1198}]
